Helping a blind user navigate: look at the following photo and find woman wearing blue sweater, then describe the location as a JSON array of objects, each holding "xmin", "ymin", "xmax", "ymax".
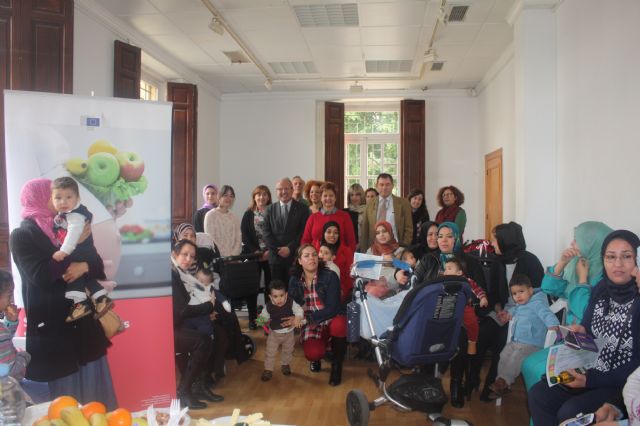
[{"xmin": 528, "ymin": 230, "xmax": 640, "ymax": 425}]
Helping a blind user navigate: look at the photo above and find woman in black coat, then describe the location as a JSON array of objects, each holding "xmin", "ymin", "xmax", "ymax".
[
  {"xmin": 10, "ymin": 178, "xmax": 116, "ymax": 407},
  {"xmin": 469, "ymin": 221, "xmax": 544, "ymax": 401},
  {"xmin": 395, "ymin": 221, "xmax": 486, "ymax": 408}
]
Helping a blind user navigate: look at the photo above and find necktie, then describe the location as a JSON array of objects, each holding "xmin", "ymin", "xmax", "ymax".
[
  {"xmin": 281, "ymin": 203, "xmax": 289, "ymax": 227},
  {"xmin": 377, "ymin": 198, "xmax": 388, "ymax": 222}
]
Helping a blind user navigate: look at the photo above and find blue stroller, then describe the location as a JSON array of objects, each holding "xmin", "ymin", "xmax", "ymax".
[{"xmin": 346, "ymin": 260, "xmax": 474, "ymax": 426}]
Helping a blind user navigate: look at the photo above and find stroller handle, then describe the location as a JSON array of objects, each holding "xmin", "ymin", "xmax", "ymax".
[{"xmin": 350, "ymin": 258, "xmax": 412, "ymax": 278}]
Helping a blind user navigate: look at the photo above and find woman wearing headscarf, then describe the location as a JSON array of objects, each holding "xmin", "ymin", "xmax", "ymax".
[
  {"xmin": 9, "ymin": 178, "xmax": 117, "ymax": 407},
  {"xmin": 521, "ymin": 221, "xmax": 613, "ymax": 392},
  {"xmin": 193, "ymin": 184, "xmax": 219, "ymax": 233},
  {"xmin": 469, "ymin": 221, "xmax": 544, "ymax": 401},
  {"xmin": 528, "ymin": 230, "xmax": 640, "ymax": 425},
  {"xmin": 395, "ymin": 221, "xmax": 486, "ymax": 407}
]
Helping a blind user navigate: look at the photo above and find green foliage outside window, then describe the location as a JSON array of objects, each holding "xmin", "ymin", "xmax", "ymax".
[{"xmin": 345, "ymin": 112, "xmax": 399, "ymax": 134}]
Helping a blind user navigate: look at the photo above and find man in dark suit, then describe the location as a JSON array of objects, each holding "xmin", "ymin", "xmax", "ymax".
[
  {"xmin": 359, "ymin": 173, "xmax": 413, "ymax": 252},
  {"xmin": 263, "ymin": 178, "xmax": 310, "ymax": 283}
]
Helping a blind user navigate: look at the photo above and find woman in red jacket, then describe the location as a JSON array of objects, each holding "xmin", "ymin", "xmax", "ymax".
[{"xmin": 301, "ymin": 181, "xmax": 356, "ymax": 253}]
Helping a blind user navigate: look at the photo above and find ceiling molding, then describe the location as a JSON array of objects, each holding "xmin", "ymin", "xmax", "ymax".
[
  {"xmin": 475, "ymin": 43, "xmax": 515, "ymax": 96},
  {"xmin": 221, "ymin": 89, "xmax": 470, "ymax": 103},
  {"xmin": 75, "ymin": 0, "xmax": 222, "ymax": 99},
  {"xmin": 507, "ymin": 0, "xmax": 560, "ymax": 26}
]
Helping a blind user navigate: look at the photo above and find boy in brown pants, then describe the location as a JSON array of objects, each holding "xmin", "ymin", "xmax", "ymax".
[{"xmin": 258, "ymin": 280, "xmax": 304, "ymax": 381}]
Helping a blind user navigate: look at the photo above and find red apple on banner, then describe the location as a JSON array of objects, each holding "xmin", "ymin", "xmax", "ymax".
[{"xmin": 116, "ymin": 151, "xmax": 145, "ymax": 182}]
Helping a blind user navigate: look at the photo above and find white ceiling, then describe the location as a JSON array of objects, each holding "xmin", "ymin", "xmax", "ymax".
[{"xmin": 92, "ymin": 0, "xmax": 516, "ymax": 94}]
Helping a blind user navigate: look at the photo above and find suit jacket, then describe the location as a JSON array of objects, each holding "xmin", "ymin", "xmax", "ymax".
[
  {"xmin": 360, "ymin": 194, "xmax": 413, "ymax": 252},
  {"xmin": 263, "ymin": 199, "xmax": 309, "ymax": 265}
]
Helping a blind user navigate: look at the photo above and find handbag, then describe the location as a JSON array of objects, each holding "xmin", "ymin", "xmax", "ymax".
[{"xmin": 99, "ymin": 309, "xmax": 125, "ymax": 339}]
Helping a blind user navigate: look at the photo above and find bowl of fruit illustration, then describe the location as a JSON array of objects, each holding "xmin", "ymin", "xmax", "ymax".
[{"xmin": 65, "ymin": 140, "xmax": 148, "ymax": 217}]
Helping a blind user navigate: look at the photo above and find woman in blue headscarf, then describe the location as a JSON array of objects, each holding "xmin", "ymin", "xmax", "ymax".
[
  {"xmin": 521, "ymin": 221, "xmax": 613, "ymax": 391},
  {"xmin": 395, "ymin": 221, "xmax": 486, "ymax": 408}
]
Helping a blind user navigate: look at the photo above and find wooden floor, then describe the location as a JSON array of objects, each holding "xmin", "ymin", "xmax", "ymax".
[{"xmin": 190, "ymin": 319, "xmax": 530, "ymax": 426}]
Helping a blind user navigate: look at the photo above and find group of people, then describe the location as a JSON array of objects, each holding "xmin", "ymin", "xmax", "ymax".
[{"xmin": 4, "ymin": 172, "xmax": 639, "ymax": 425}]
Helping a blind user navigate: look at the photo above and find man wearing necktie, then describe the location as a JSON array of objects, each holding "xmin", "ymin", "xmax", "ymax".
[
  {"xmin": 359, "ymin": 173, "xmax": 413, "ymax": 252},
  {"xmin": 263, "ymin": 178, "xmax": 309, "ymax": 282}
]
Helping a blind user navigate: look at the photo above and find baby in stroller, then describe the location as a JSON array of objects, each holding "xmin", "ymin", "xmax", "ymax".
[{"xmin": 346, "ymin": 260, "xmax": 474, "ymax": 426}]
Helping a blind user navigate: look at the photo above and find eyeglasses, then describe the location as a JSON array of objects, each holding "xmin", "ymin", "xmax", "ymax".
[{"xmin": 603, "ymin": 253, "xmax": 636, "ymax": 264}]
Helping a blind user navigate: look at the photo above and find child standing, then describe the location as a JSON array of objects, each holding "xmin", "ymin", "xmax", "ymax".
[
  {"xmin": 318, "ymin": 243, "xmax": 341, "ymax": 278},
  {"xmin": 257, "ymin": 280, "xmax": 304, "ymax": 382},
  {"xmin": 442, "ymin": 257, "xmax": 488, "ymax": 355},
  {"xmin": 491, "ymin": 274, "xmax": 559, "ymax": 396},
  {"xmin": 50, "ymin": 177, "xmax": 111, "ymax": 322},
  {"xmin": 0, "ymin": 271, "xmax": 30, "ymax": 380}
]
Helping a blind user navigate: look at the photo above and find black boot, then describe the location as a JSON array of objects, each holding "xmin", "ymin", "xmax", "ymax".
[
  {"xmin": 178, "ymin": 390, "xmax": 206, "ymax": 410},
  {"xmin": 464, "ymin": 355, "xmax": 480, "ymax": 400},
  {"xmin": 192, "ymin": 377, "xmax": 224, "ymax": 402},
  {"xmin": 309, "ymin": 360, "xmax": 322, "ymax": 372},
  {"xmin": 450, "ymin": 379, "xmax": 464, "ymax": 408},
  {"xmin": 329, "ymin": 361, "xmax": 343, "ymax": 386},
  {"xmin": 479, "ymin": 382, "xmax": 495, "ymax": 403}
]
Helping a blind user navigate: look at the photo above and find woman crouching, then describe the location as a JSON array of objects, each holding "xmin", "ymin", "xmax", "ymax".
[{"xmin": 288, "ymin": 244, "xmax": 347, "ymax": 386}]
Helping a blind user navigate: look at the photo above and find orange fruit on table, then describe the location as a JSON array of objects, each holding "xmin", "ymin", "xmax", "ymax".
[
  {"xmin": 81, "ymin": 401, "xmax": 107, "ymax": 419},
  {"xmin": 48, "ymin": 395, "xmax": 79, "ymax": 419},
  {"xmin": 107, "ymin": 408, "xmax": 132, "ymax": 426}
]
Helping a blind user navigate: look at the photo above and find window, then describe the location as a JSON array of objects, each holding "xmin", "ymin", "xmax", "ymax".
[
  {"xmin": 345, "ymin": 110, "xmax": 400, "ymax": 202},
  {"xmin": 140, "ymin": 80, "xmax": 158, "ymax": 101}
]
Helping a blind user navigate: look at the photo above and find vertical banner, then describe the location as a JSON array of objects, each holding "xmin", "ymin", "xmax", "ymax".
[{"xmin": 4, "ymin": 91, "xmax": 175, "ymax": 410}]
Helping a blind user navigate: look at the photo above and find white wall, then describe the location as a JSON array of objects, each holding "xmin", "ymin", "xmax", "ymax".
[
  {"xmin": 479, "ymin": 56, "xmax": 515, "ymax": 225},
  {"xmin": 74, "ymin": 7, "xmax": 116, "ymax": 97},
  {"xmin": 220, "ymin": 92, "xmax": 484, "ymax": 240},
  {"xmin": 74, "ymin": 5, "xmax": 221, "ymax": 212},
  {"xmin": 555, "ymin": 0, "xmax": 640, "ymax": 243},
  {"xmin": 425, "ymin": 96, "xmax": 482, "ymax": 240}
]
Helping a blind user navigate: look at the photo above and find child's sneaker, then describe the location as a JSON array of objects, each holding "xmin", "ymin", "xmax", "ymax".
[
  {"xmin": 66, "ymin": 300, "xmax": 92, "ymax": 322},
  {"xmin": 93, "ymin": 296, "xmax": 114, "ymax": 319},
  {"xmin": 281, "ymin": 365, "xmax": 291, "ymax": 376},
  {"xmin": 489, "ymin": 377, "xmax": 510, "ymax": 398},
  {"xmin": 261, "ymin": 370, "xmax": 273, "ymax": 382}
]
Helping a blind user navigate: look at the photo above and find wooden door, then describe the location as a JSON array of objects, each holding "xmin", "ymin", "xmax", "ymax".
[
  {"xmin": 167, "ymin": 83, "xmax": 197, "ymax": 228},
  {"xmin": 113, "ymin": 40, "xmax": 141, "ymax": 99},
  {"xmin": 324, "ymin": 102, "xmax": 344, "ymax": 208},
  {"xmin": 400, "ymin": 99, "xmax": 425, "ymax": 196},
  {"xmin": 485, "ymin": 148, "xmax": 503, "ymax": 239},
  {"xmin": 0, "ymin": 0, "xmax": 73, "ymax": 268}
]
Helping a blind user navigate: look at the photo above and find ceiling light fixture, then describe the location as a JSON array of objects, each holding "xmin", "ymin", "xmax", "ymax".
[
  {"xmin": 423, "ymin": 48, "xmax": 438, "ymax": 63},
  {"xmin": 264, "ymin": 79, "xmax": 273, "ymax": 90},
  {"xmin": 208, "ymin": 16, "xmax": 224, "ymax": 36},
  {"xmin": 350, "ymin": 81, "xmax": 364, "ymax": 93}
]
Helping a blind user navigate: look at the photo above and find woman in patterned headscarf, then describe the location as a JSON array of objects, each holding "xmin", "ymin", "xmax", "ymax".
[{"xmin": 529, "ymin": 229, "xmax": 640, "ymax": 425}]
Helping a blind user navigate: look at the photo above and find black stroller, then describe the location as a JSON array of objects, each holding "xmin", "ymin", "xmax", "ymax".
[
  {"xmin": 212, "ymin": 253, "xmax": 262, "ymax": 360},
  {"xmin": 346, "ymin": 260, "xmax": 474, "ymax": 426}
]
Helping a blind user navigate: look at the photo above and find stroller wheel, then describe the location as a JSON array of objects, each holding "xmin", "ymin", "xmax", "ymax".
[
  {"xmin": 346, "ymin": 389, "xmax": 370, "ymax": 426},
  {"xmin": 242, "ymin": 333, "xmax": 256, "ymax": 358}
]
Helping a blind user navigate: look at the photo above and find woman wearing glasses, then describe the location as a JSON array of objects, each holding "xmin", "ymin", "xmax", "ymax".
[
  {"xmin": 521, "ymin": 222, "xmax": 613, "ymax": 391},
  {"xmin": 528, "ymin": 229, "xmax": 640, "ymax": 425},
  {"xmin": 434, "ymin": 185, "xmax": 467, "ymax": 239}
]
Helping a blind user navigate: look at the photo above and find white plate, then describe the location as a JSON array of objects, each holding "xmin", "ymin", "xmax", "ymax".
[{"xmin": 132, "ymin": 407, "xmax": 191, "ymax": 426}]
